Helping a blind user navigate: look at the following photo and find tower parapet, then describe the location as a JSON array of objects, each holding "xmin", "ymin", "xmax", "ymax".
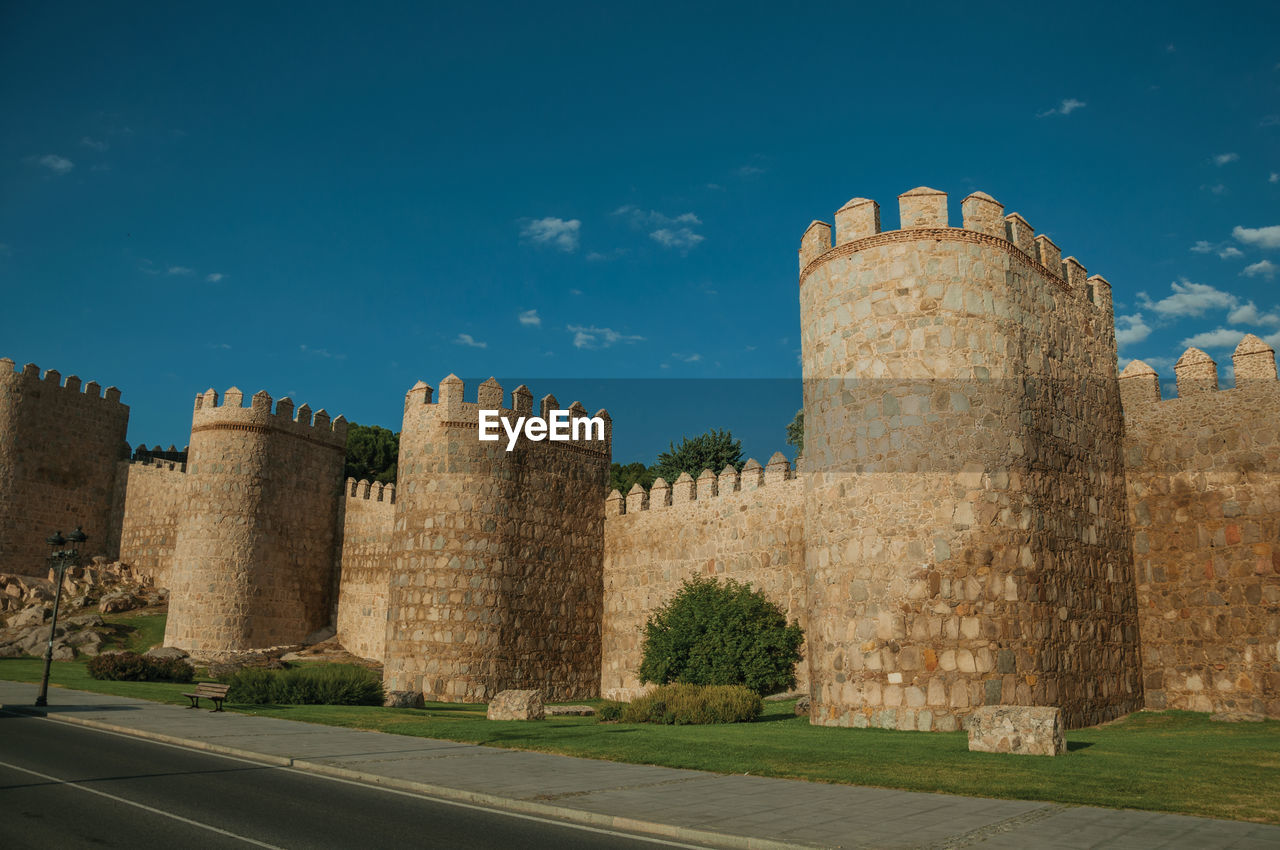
[
  {"xmin": 385, "ymin": 375, "xmax": 611, "ymax": 703},
  {"xmin": 0, "ymin": 358, "xmax": 129, "ymax": 576},
  {"xmin": 797, "ymin": 188, "xmax": 1142, "ymax": 731},
  {"xmin": 164, "ymin": 387, "xmax": 347, "ymax": 653}
]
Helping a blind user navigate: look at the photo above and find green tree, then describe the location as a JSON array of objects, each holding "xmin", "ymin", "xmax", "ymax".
[
  {"xmin": 344, "ymin": 423, "xmax": 399, "ymax": 484},
  {"xmin": 651, "ymin": 428, "xmax": 744, "ymax": 484},
  {"xmin": 785, "ymin": 409, "xmax": 804, "ymax": 456},
  {"xmin": 609, "ymin": 461, "xmax": 657, "ymax": 495},
  {"xmin": 639, "ymin": 576, "xmax": 804, "ymax": 696}
]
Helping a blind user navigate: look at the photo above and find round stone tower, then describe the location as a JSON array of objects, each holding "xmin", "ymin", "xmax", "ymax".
[
  {"xmin": 164, "ymin": 387, "xmax": 347, "ymax": 653},
  {"xmin": 798, "ymin": 187, "xmax": 1142, "ymax": 731},
  {"xmin": 384, "ymin": 375, "xmax": 610, "ymax": 704},
  {"xmin": 0, "ymin": 358, "xmax": 129, "ymax": 576}
]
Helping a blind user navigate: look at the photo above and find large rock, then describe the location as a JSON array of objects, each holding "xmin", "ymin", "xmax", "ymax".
[
  {"xmin": 145, "ymin": 646, "xmax": 189, "ymax": 660},
  {"xmin": 545, "ymin": 704, "xmax": 595, "ymax": 717},
  {"xmin": 99, "ymin": 592, "xmax": 141, "ymax": 614},
  {"xmin": 487, "ymin": 689, "xmax": 545, "ymax": 721},
  {"xmin": 384, "ymin": 690, "xmax": 425, "ymax": 709},
  {"xmin": 966, "ymin": 706, "xmax": 1066, "ymax": 756},
  {"xmin": 8, "ymin": 605, "xmax": 50, "ymax": 629},
  {"xmin": 794, "ymin": 694, "xmax": 811, "ymax": 716}
]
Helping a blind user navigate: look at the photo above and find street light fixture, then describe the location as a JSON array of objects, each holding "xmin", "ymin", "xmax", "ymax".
[{"xmin": 35, "ymin": 526, "xmax": 86, "ymax": 708}]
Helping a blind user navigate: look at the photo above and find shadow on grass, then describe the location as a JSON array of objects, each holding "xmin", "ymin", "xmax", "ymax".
[{"xmin": 1067, "ymin": 740, "xmax": 1095, "ymax": 752}]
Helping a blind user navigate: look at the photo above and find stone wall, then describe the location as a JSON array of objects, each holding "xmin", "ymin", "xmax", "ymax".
[
  {"xmin": 164, "ymin": 388, "xmax": 347, "ymax": 654},
  {"xmin": 1120, "ymin": 336, "xmax": 1280, "ymax": 717},
  {"xmin": 107, "ymin": 458, "xmax": 188, "ymax": 586},
  {"xmin": 383, "ymin": 377, "xmax": 610, "ymax": 703},
  {"xmin": 0, "ymin": 359, "xmax": 129, "ymax": 576},
  {"xmin": 334, "ymin": 478, "xmax": 396, "ymax": 660},
  {"xmin": 600, "ymin": 455, "xmax": 806, "ymax": 699},
  {"xmin": 797, "ymin": 188, "xmax": 1143, "ymax": 731}
]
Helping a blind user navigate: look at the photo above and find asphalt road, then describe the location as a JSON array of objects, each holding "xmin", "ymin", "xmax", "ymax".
[{"xmin": 0, "ymin": 710, "xmax": 716, "ymax": 849}]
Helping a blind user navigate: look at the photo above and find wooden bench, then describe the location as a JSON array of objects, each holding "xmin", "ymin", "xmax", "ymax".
[{"xmin": 182, "ymin": 682, "xmax": 230, "ymax": 712}]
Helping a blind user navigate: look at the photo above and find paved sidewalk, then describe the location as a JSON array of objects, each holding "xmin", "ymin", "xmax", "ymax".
[{"xmin": 1, "ymin": 681, "xmax": 1276, "ymax": 850}]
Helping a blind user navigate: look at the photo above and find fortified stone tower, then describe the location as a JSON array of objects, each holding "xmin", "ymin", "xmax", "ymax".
[
  {"xmin": 384, "ymin": 376, "xmax": 611, "ymax": 703},
  {"xmin": 0, "ymin": 358, "xmax": 129, "ymax": 575},
  {"xmin": 798, "ymin": 188, "xmax": 1143, "ymax": 730},
  {"xmin": 164, "ymin": 387, "xmax": 347, "ymax": 653}
]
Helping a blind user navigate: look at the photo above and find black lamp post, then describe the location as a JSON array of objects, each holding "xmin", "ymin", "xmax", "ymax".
[{"xmin": 35, "ymin": 526, "xmax": 86, "ymax": 708}]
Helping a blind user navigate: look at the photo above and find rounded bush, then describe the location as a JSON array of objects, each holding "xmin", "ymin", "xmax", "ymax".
[
  {"xmin": 638, "ymin": 576, "xmax": 804, "ymax": 696},
  {"xmin": 620, "ymin": 684, "xmax": 762, "ymax": 725}
]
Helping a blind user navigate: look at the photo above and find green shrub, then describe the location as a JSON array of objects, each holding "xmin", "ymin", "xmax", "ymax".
[
  {"xmin": 224, "ymin": 667, "xmax": 276, "ymax": 703},
  {"xmin": 620, "ymin": 683, "xmax": 761, "ymax": 725},
  {"xmin": 225, "ymin": 664, "xmax": 383, "ymax": 706},
  {"xmin": 638, "ymin": 576, "xmax": 804, "ymax": 696},
  {"xmin": 596, "ymin": 700, "xmax": 625, "ymax": 721},
  {"xmin": 87, "ymin": 651, "xmax": 194, "ymax": 683}
]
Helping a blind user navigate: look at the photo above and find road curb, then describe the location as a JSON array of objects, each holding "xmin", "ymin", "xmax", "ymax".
[{"xmin": 2, "ymin": 703, "xmax": 819, "ymax": 850}]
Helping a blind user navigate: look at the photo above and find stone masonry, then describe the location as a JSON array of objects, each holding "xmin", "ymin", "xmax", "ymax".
[
  {"xmin": 0, "ymin": 185, "xmax": 1276, "ymax": 722},
  {"xmin": 1120, "ymin": 336, "xmax": 1280, "ymax": 717},
  {"xmin": 796, "ymin": 188, "xmax": 1141, "ymax": 731}
]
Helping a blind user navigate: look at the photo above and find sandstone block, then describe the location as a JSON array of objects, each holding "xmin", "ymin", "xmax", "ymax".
[
  {"xmin": 487, "ymin": 689, "xmax": 545, "ymax": 721},
  {"xmin": 966, "ymin": 705, "xmax": 1065, "ymax": 756},
  {"xmin": 384, "ymin": 690, "xmax": 425, "ymax": 709}
]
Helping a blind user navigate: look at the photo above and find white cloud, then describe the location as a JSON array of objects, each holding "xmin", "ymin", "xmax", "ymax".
[
  {"xmin": 299, "ymin": 344, "xmax": 345, "ymax": 360},
  {"xmin": 206, "ymin": 273, "xmax": 224, "ymax": 282},
  {"xmin": 454, "ymin": 333, "xmax": 487, "ymax": 348},
  {"xmin": 1206, "ymin": 183, "xmax": 1227, "ymax": 195},
  {"xmin": 614, "ymin": 206, "xmax": 705, "ymax": 251},
  {"xmin": 671, "ymin": 352, "xmax": 702, "ymax": 363},
  {"xmin": 735, "ymin": 165, "xmax": 765, "ymax": 177},
  {"xmin": 81, "ymin": 137, "xmax": 108, "ymax": 151},
  {"xmin": 1233, "ymin": 224, "xmax": 1280, "ymax": 249},
  {"xmin": 36, "ymin": 154, "xmax": 74, "ymax": 174},
  {"xmin": 650, "ymin": 228, "xmax": 705, "ymax": 250},
  {"xmin": 585, "ymin": 248, "xmax": 627, "ymax": 262},
  {"xmin": 1242, "ymin": 259, "xmax": 1277, "ymax": 279},
  {"xmin": 1227, "ymin": 301, "xmax": 1280, "ymax": 326},
  {"xmin": 1138, "ymin": 279, "xmax": 1238, "ymax": 317},
  {"xmin": 1037, "ymin": 98, "xmax": 1086, "ymax": 117},
  {"xmin": 1115, "ymin": 313, "xmax": 1153, "ymax": 347},
  {"xmin": 167, "ymin": 266, "xmax": 193, "ymax": 275},
  {"xmin": 518, "ymin": 309, "xmax": 541, "ymax": 327},
  {"xmin": 1191, "ymin": 240, "xmax": 1243, "ymax": 259},
  {"xmin": 0, "ymin": 242, "xmax": 10, "ymax": 257},
  {"xmin": 1180, "ymin": 327, "xmax": 1249, "ymax": 350},
  {"xmin": 1213, "ymin": 152, "xmax": 1239, "ymax": 166},
  {"xmin": 1261, "ymin": 115, "xmax": 1280, "ymax": 127},
  {"xmin": 1271, "ymin": 173, "xmax": 1279, "ymax": 184},
  {"xmin": 567, "ymin": 324, "xmax": 645, "ymax": 349},
  {"xmin": 520, "ymin": 217, "xmax": 580, "ymax": 252}
]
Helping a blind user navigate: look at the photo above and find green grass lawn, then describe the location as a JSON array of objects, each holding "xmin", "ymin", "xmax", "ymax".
[
  {"xmin": 100, "ymin": 611, "xmax": 168, "ymax": 654},
  {"xmin": 3, "ymin": 647, "xmax": 1276, "ymax": 825}
]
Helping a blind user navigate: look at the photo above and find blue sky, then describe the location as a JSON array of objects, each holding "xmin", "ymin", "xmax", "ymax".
[{"xmin": 1, "ymin": 2, "xmax": 1277, "ymax": 464}]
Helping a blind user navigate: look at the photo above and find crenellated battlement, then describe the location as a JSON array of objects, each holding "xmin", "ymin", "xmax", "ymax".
[
  {"xmin": 604, "ymin": 451, "xmax": 797, "ymax": 517},
  {"xmin": 797, "ymin": 187, "xmax": 1108, "ymax": 308},
  {"xmin": 401, "ymin": 374, "xmax": 611, "ymax": 454},
  {"xmin": 0, "ymin": 357, "xmax": 125, "ymax": 406},
  {"xmin": 1119, "ymin": 335, "xmax": 1279, "ymax": 410},
  {"xmin": 345, "ymin": 477, "xmax": 396, "ymax": 504},
  {"xmin": 190, "ymin": 386, "xmax": 347, "ymax": 446}
]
